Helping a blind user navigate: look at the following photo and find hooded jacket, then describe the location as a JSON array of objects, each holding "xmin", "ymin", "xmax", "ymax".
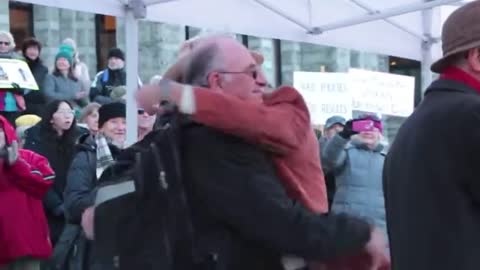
[{"xmin": 0, "ymin": 115, "xmax": 55, "ymax": 265}]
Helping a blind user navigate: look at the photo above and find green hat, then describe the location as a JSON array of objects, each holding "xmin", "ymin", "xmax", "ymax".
[
  {"xmin": 59, "ymin": 44, "xmax": 75, "ymax": 56},
  {"xmin": 55, "ymin": 50, "xmax": 73, "ymax": 65}
]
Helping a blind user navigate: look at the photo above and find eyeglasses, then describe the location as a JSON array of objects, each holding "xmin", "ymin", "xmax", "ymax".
[
  {"xmin": 218, "ymin": 69, "xmax": 258, "ymax": 80},
  {"xmin": 138, "ymin": 108, "xmax": 146, "ymax": 115},
  {"xmin": 0, "ymin": 41, "xmax": 10, "ymax": 46},
  {"xmin": 55, "ymin": 110, "xmax": 75, "ymax": 116}
]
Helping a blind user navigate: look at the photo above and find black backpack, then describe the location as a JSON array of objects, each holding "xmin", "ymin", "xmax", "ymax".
[{"xmin": 92, "ymin": 113, "xmax": 197, "ymax": 270}]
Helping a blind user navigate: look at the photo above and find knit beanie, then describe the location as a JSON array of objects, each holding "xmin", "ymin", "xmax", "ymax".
[
  {"xmin": 98, "ymin": 102, "xmax": 126, "ymax": 128},
  {"xmin": 59, "ymin": 44, "xmax": 75, "ymax": 56},
  {"xmin": 107, "ymin": 48, "xmax": 125, "ymax": 61},
  {"xmin": 55, "ymin": 50, "xmax": 73, "ymax": 65}
]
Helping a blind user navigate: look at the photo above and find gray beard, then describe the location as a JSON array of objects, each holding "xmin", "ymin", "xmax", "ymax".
[
  {"xmin": 103, "ymin": 134, "xmax": 124, "ymax": 149},
  {"xmin": 108, "ymin": 63, "xmax": 125, "ymax": 71}
]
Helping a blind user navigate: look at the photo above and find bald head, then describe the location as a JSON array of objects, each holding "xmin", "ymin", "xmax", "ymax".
[
  {"xmin": 183, "ymin": 36, "xmax": 255, "ymax": 85},
  {"xmin": 182, "ymin": 35, "xmax": 267, "ymax": 102}
]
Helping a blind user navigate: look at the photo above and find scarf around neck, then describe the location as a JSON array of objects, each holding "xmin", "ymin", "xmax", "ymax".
[{"xmin": 95, "ymin": 134, "xmax": 115, "ymax": 179}]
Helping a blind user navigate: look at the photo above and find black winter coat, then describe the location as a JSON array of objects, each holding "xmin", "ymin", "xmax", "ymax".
[
  {"xmin": 384, "ymin": 78, "xmax": 480, "ymax": 270},
  {"xmin": 23, "ymin": 124, "xmax": 87, "ymax": 244},
  {"xmin": 64, "ymin": 134, "xmax": 97, "ymax": 224},
  {"xmin": 181, "ymin": 124, "xmax": 372, "ymax": 270},
  {"xmin": 24, "ymin": 58, "xmax": 48, "ymax": 115},
  {"xmin": 64, "ymin": 134, "xmax": 120, "ymax": 270},
  {"xmin": 89, "ymin": 68, "xmax": 126, "ymax": 105}
]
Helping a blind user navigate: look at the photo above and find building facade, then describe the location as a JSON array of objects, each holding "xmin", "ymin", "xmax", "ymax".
[{"xmin": 3, "ymin": 1, "xmax": 420, "ymax": 142}]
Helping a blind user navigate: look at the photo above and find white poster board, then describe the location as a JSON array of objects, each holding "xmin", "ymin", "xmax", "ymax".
[
  {"xmin": 0, "ymin": 58, "xmax": 39, "ymax": 90},
  {"xmin": 293, "ymin": 72, "xmax": 351, "ymax": 125},
  {"xmin": 348, "ymin": 68, "xmax": 415, "ymax": 117}
]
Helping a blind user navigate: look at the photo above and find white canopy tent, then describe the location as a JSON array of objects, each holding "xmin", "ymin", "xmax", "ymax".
[{"xmin": 15, "ymin": 0, "xmax": 469, "ymax": 144}]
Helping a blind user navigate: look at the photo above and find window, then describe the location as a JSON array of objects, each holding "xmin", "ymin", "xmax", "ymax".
[
  {"xmin": 9, "ymin": 2, "xmax": 33, "ymax": 51},
  {"xmin": 95, "ymin": 15, "xmax": 117, "ymax": 71}
]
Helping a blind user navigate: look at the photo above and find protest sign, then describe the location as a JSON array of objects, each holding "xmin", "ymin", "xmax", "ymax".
[
  {"xmin": 0, "ymin": 58, "xmax": 39, "ymax": 90},
  {"xmin": 293, "ymin": 71, "xmax": 351, "ymax": 125},
  {"xmin": 348, "ymin": 68, "xmax": 414, "ymax": 117}
]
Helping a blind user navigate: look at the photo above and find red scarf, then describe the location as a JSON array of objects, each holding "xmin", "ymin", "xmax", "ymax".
[{"xmin": 440, "ymin": 66, "xmax": 480, "ymax": 94}]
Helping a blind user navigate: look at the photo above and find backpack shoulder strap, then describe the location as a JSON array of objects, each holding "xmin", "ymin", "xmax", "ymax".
[{"xmin": 102, "ymin": 69, "xmax": 109, "ymax": 83}]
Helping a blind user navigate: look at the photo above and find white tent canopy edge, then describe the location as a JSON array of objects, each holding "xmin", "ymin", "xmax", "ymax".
[{"xmin": 14, "ymin": 0, "xmax": 469, "ymax": 145}]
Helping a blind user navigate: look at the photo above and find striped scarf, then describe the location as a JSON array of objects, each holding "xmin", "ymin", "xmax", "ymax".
[{"xmin": 95, "ymin": 134, "xmax": 115, "ymax": 179}]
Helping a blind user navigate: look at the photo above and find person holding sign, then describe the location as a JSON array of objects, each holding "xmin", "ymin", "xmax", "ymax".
[{"xmin": 0, "ymin": 31, "xmax": 27, "ymax": 126}]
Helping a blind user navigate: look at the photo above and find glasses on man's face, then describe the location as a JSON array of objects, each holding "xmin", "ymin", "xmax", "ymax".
[
  {"xmin": 218, "ymin": 69, "xmax": 259, "ymax": 80},
  {"xmin": 0, "ymin": 41, "xmax": 10, "ymax": 46}
]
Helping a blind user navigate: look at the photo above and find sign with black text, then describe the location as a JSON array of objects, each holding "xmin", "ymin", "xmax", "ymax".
[
  {"xmin": 0, "ymin": 58, "xmax": 39, "ymax": 90},
  {"xmin": 348, "ymin": 69, "xmax": 414, "ymax": 117},
  {"xmin": 294, "ymin": 72, "xmax": 351, "ymax": 125}
]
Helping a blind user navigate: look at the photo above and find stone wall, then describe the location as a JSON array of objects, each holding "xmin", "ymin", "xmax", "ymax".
[
  {"xmin": 0, "ymin": 1, "xmax": 8, "ymax": 32},
  {"xmin": 116, "ymin": 20, "xmax": 185, "ymax": 83},
  {"xmin": 32, "ymin": 6, "xmax": 97, "ymax": 78}
]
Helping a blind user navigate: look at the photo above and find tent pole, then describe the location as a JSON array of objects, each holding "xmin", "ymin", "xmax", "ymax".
[
  {"xmin": 144, "ymin": 0, "xmax": 178, "ymax": 6},
  {"xmin": 253, "ymin": 0, "xmax": 313, "ymax": 32},
  {"xmin": 421, "ymin": 4, "xmax": 435, "ymax": 95},
  {"xmin": 316, "ymin": 0, "xmax": 461, "ymax": 33},
  {"xmin": 421, "ymin": 42, "xmax": 434, "ymax": 95},
  {"xmin": 125, "ymin": 8, "xmax": 139, "ymax": 146}
]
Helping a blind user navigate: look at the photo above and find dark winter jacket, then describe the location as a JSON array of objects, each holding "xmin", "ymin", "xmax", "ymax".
[
  {"xmin": 180, "ymin": 123, "xmax": 372, "ymax": 270},
  {"xmin": 89, "ymin": 68, "xmax": 126, "ymax": 105},
  {"xmin": 384, "ymin": 73, "xmax": 480, "ymax": 270},
  {"xmin": 64, "ymin": 134, "xmax": 97, "ymax": 224},
  {"xmin": 23, "ymin": 124, "xmax": 87, "ymax": 244},
  {"xmin": 23, "ymin": 58, "xmax": 48, "ymax": 115},
  {"xmin": 64, "ymin": 134, "xmax": 120, "ymax": 270}
]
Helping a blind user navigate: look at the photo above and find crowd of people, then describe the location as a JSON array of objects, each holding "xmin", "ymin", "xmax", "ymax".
[
  {"xmin": 1, "ymin": 1, "xmax": 480, "ymax": 270},
  {"xmin": 0, "ymin": 30, "xmax": 156, "ymax": 270}
]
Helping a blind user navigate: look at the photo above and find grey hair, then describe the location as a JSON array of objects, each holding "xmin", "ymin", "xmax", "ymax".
[
  {"xmin": 182, "ymin": 43, "xmax": 223, "ymax": 86},
  {"xmin": 0, "ymin": 31, "xmax": 15, "ymax": 50}
]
